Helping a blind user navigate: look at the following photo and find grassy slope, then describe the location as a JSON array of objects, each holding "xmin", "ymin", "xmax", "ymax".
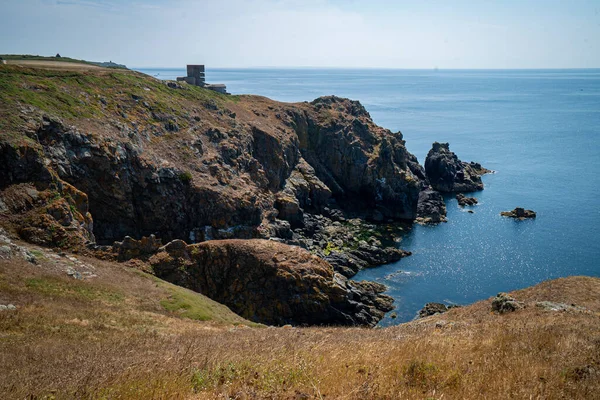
[
  {"xmin": 0, "ymin": 63, "xmax": 244, "ymax": 151},
  {"xmin": 1, "ymin": 54, "xmax": 99, "ymax": 64},
  {"xmin": 1, "ymin": 242, "xmax": 599, "ymax": 399},
  {"xmin": 0, "ymin": 54, "xmax": 127, "ymax": 68}
]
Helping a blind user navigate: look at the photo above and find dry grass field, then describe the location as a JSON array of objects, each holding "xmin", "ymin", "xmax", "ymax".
[
  {"xmin": 4, "ymin": 60, "xmax": 104, "ymax": 70},
  {"xmin": 1, "ymin": 240, "xmax": 599, "ymax": 399}
]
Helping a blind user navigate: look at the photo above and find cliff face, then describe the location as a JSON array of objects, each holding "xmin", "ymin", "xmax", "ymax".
[
  {"xmin": 0, "ymin": 65, "xmax": 430, "ymax": 326},
  {"xmin": 0, "ymin": 66, "xmax": 425, "ymax": 246},
  {"xmin": 149, "ymin": 239, "xmax": 393, "ymax": 326}
]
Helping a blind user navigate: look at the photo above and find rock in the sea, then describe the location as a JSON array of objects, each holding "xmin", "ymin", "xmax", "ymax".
[
  {"xmin": 149, "ymin": 239, "xmax": 393, "ymax": 326},
  {"xmin": 424, "ymin": 142, "xmax": 487, "ymax": 192},
  {"xmin": 416, "ymin": 189, "xmax": 447, "ymax": 224},
  {"xmin": 500, "ymin": 207, "xmax": 536, "ymax": 219},
  {"xmin": 456, "ymin": 193, "xmax": 478, "ymax": 206},
  {"xmin": 491, "ymin": 292, "xmax": 524, "ymax": 313}
]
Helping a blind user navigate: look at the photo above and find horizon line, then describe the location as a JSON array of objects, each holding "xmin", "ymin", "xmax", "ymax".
[{"xmin": 131, "ymin": 65, "xmax": 600, "ymax": 71}]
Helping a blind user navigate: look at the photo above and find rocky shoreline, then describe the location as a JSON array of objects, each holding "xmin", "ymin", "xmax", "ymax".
[{"xmin": 0, "ymin": 65, "xmax": 493, "ymax": 326}]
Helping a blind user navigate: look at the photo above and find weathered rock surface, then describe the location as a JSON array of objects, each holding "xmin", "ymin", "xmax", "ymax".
[
  {"xmin": 417, "ymin": 302, "xmax": 449, "ymax": 318},
  {"xmin": 456, "ymin": 193, "xmax": 478, "ymax": 206},
  {"xmin": 112, "ymin": 234, "xmax": 162, "ymax": 261},
  {"xmin": 149, "ymin": 239, "xmax": 393, "ymax": 326},
  {"xmin": 535, "ymin": 301, "xmax": 589, "ymax": 313},
  {"xmin": 289, "ymin": 213, "xmax": 410, "ymax": 277},
  {"xmin": 416, "ymin": 189, "xmax": 447, "ymax": 225},
  {"xmin": 424, "ymin": 142, "xmax": 487, "ymax": 192},
  {"xmin": 501, "ymin": 207, "xmax": 536, "ymax": 219},
  {"xmin": 0, "ymin": 175, "xmax": 95, "ymax": 250},
  {"xmin": 491, "ymin": 292, "xmax": 524, "ymax": 313}
]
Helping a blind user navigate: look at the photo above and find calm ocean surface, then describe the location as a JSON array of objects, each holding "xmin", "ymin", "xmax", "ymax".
[{"xmin": 136, "ymin": 67, "xmax": 600, "ymax": 325}]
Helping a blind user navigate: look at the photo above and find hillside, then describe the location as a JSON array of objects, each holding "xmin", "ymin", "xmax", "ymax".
[{"xmin": 1, "ymin": 237, "xmax": 598, "ymax": 399}]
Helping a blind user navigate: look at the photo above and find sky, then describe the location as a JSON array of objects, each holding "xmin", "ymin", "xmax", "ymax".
[{"xmin": 0, "ymin": 0, "xmax": 599, "ymax": 69}]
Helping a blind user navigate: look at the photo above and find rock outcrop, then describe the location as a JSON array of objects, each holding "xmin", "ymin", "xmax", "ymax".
[
  {"xmin": 491, "ymin": 292, "xmax": 524, "ymax": 313},
  {"xmin": 417, "ymin": 302, "xmax": 449, "ymax": 318},
  {"xmin": 0, "ymin": 151, "xmax": 95, "ymax": 250},
  {"xmin": 424, "ymin": 142, "xmax": 487, "ymax": 192},
  {"xmin": 112, "ymin": 234, "xmax": 162, "ymax": 261},
  {"xmin": 501, "ymin": 207, "xmax": 536, "ymax": 219},
  {"xmin": 149, "ymin": 239, "xmax": 393, "ymax": 326},
  {"xmin": 415, "ymin": 189, "xmax": 447, "ymax": 224},
  {"xmin": 1, "ymin": 67, "xmax": 426, "ymax": 246},
  {"xmin": 456, "ymin": 193, "xmax": 478, "ymax": 206}
]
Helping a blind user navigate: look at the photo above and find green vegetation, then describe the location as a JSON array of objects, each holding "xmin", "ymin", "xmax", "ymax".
[
  {"xmin": 25, "ymin": 277, "xmax": 124, "ymax": 303},
  {"xmin": 191, "ymin": 360, "xmax": 311, "ymax": 393},
  {"xmin": 0, "ymin": 63, "xmax": 236, "ymax": 137},
  {"xmin": 322, "ymin": 241, "xmax": 341, "ymax": 256},
  {"xmin": 159, "ymin": 280, "xmax": 259, "ymax": 326},
  {"xmin": 0, "ymin": 54, "xmax": 127, "ymax": 69},
  {"xmin": 178, "ymin": 171, "xmax": 193, "ymax": 183},
  {"xmin": 1, "ymin": 54, "xmax": 97, "ymax": 65}
]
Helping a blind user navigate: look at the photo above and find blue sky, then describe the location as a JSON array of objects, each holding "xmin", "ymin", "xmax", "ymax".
[{"xmin": 1, "ymin": 0, "xmax": 599, "ymax": 68}]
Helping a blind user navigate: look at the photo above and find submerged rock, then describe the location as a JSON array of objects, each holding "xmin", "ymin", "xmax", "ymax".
[
  {"xmin": 424, "ymin": 142, "xmax": 487, "ymax": 192},
  {"xmin": 149, "ymin": 239, "xmax": 393, "ymax": 327},
  {"xmin": 500, "ymin": 207, "xmax": 536, "ymax": 219}
]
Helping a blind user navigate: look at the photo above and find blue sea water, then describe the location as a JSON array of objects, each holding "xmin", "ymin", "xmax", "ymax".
[{"xmin": 136, "ymin": 67, "xmax": 600, "ymax": 325}]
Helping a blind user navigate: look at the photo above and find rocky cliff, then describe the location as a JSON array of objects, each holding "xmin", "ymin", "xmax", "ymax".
[
  {"xmin": 0, "ymin": 64, "xmax": 435, "ymax": 325},
  {"xmin": 0, "ymin": 66, "xmax": 425, "ymax": 248}
]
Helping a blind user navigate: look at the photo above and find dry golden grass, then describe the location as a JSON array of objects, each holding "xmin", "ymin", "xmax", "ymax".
[
  {"xmin": 1, "ymin": 248, "xmax": 599, "ymax": 399},
  {"xmin": 5, "ymin": 60, "xmax": 104, "ymax": 70}
]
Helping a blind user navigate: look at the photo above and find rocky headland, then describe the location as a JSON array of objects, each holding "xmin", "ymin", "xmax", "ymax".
[
  {"xmin": 0, "ymin": 63, "xmax": 491, "ymax": 327},
  {"xmin": 0, "ymin": 64, "xmax": 435, "ymax": 325},
  {"xmin": 1, "ymin": 60, "xmax": 597, "ymax": 400},
  {"xmin": 415, "ymin": 189, "xmax": 447, "ymax": 225}
]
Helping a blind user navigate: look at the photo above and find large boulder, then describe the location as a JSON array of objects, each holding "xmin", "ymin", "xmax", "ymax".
[
  {"xmin": 424, "ymin": 142, "xmax": 486, "ymax": 192},
  {"xmin": 149, "ymin": 239, "xmax": 393, "ymax": 326},
  {"xmin": 416, "ymin": 189, "xmax": 447, "ymax": 224}
]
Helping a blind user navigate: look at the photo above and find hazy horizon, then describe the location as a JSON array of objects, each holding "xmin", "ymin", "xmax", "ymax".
[{"xmin": 1, "ymin": 0, "xmax": 599, "ymax": 69}]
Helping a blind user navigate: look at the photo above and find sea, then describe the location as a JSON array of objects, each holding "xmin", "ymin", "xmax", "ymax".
[{"xmin": 135, "ymin": 67, "xmax": 600, "ymax": 325}]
